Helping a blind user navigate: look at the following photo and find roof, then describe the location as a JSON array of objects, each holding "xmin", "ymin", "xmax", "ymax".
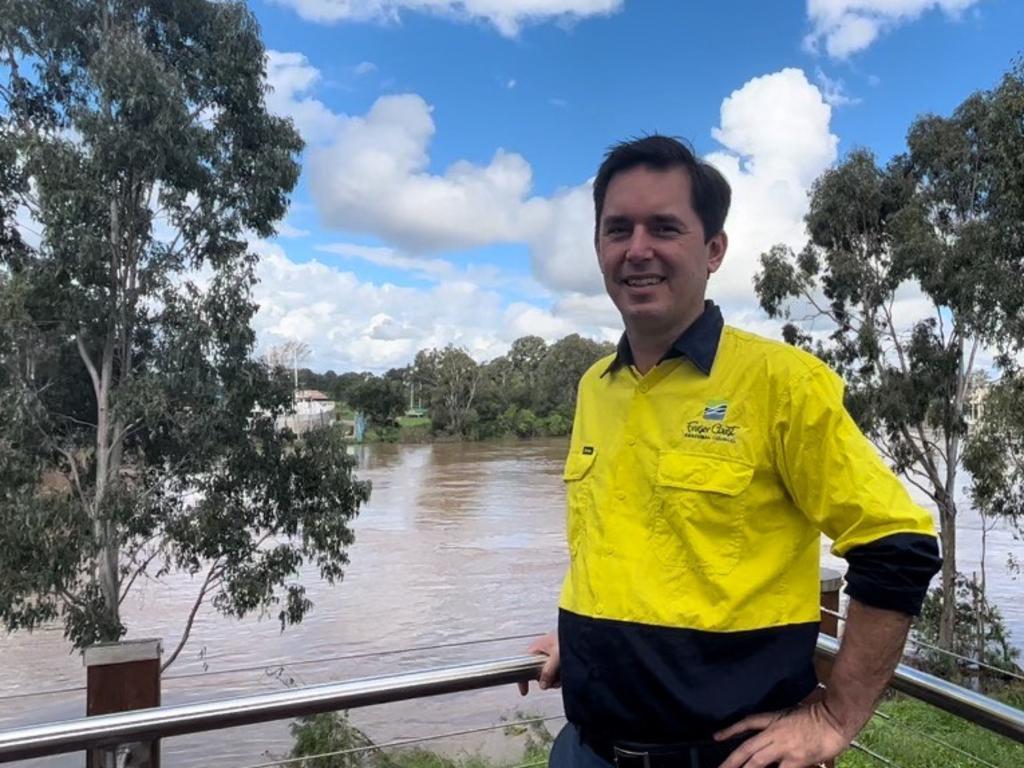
[{"xmin": 295, "ymin": 389, "xmax": 331, "ymax": 401}]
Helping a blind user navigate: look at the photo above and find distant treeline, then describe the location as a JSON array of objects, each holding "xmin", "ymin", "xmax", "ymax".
[{"xmin": 298, "ymin": 334, "xmax": 615, "ymax": 439}]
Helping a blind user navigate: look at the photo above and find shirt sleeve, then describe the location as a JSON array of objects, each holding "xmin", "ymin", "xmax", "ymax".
[{"xmin": 773, "ymin": 362, "xmax": 942, "ymax": 615}]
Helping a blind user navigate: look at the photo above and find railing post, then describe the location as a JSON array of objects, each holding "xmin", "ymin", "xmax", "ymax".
[
  {"xmin": 84, "ymin": 639, "xmax": 162, "ymax": 768},
  {"xmin": 817, "ymin": 568, "xmax": 843, "ymax": 768}
]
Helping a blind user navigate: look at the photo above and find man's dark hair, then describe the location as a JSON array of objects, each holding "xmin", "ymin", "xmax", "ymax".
[{"xmin": 593, "ymin": 135, "xmax": 731, "ymax": 243}]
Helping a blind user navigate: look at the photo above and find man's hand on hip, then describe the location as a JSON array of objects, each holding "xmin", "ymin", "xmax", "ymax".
[
  {"xmin": 713, "ymin": 700, "xmax": 849, "ymax": 768},
  {"xmin": 517, "ymin": 631, "xmax": 560, "ymax": 695}
]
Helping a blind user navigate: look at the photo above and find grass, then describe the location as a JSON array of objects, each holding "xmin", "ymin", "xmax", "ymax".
[{"xmin": 836, "ymin": 688, "xmax": 1024, "ymax": 768}]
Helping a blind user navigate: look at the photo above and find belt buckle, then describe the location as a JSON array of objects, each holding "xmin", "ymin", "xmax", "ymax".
[{"xmin": 612, "ymin": 745, "xmax": 652, "ymax": 768}]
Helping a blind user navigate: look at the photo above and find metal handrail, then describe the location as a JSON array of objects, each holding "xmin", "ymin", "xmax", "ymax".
[
  {"xmin": 1, "ymin": 638, "xmax": 1022, "ymax": 763},
  {"xmin": 0, "ymin": 655, "xmax": 543, "ymax": 763},
  {"xmin": 815, "ymin": 636, "xmax": 1024, "ymax": 743}
]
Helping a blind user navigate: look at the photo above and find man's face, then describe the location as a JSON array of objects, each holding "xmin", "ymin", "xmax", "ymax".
[{"xmin": 596, "ymin": 165, "xmax": 727, "ymax": 339}]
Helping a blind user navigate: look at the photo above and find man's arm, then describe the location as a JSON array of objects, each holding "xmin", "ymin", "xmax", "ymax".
[{"xmin": 715, "ymin": 598, "xmax": 910, "ymax": 768}]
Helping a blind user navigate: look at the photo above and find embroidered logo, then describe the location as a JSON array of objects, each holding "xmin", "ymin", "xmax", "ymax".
[{"xmin": 703, "ymin": 400, "xmax": 728, "ymax": 421}]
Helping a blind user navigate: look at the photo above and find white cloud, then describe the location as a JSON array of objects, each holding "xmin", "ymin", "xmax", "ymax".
[
  {"xmin": 271, "ymin": 0, "xmax": 622, "ymax": 37},
  {"xmin": 506, "ymin": 78, "xmax": 517, "ymax": 89},
  {"xmin": 815, "ymin": 67, "xmax": 861, "ymax": 106},
  {"xmin": 265, "ymin": 50, "xmax": 345, "ymax": 144},
  {"xmin": 317, "ymin": 242, "xmax": 456, "ymax": 279},
  {"xmin": 704, "ymin": 68, "xmax": 838, "ymax": 308},
  {"xmin": 293, "ymin": 59, "xmax": 839, "ymax": 313},
  {"xmin": 354, "ymin": 61, "xmax": 377, "ymax": 76},
  {"xmin": 248, "ymin": 240, "xmax": 620, "ymax": 371},
  {"xmin": 805, "ymin": 0, "xmax": 981, "ymax": 58},
  {"xmin": 308, "ymin": 93, "xmax": 538, "ymax": 250},
  {"xmin": 276, "ymin": 220, "xmax": 312, "ymax": 238}
]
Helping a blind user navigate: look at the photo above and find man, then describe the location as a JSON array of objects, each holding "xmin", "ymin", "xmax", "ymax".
[{"xmin": 519, "ymin": 136, "xmax": 941, "ymax": 768}]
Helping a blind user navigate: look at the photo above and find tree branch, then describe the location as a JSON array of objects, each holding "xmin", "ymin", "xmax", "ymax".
[
  {"xmin": 160, "ymin": 561, "xmax": 221, "ymax": 672},
  {"xmin": 119, "ymin": 547, "xmax": 163, "ymax": 605},
  {"xmin": 76, "ymin": 334, "xmax": 101, "ymax": 402}
]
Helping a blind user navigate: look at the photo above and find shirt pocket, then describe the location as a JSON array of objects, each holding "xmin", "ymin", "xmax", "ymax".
[
  {"xmin": 650, "ymin": 450, "xmax": 754, "ymax": 576},
  {"xmin": 563, "ymin": 448, "xmax": 597, "ymax": 557}
]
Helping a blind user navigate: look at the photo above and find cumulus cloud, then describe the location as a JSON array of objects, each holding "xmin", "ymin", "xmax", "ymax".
[
  {"xmin": 308, "ymin": 94, "xmax": 538, "ymax": 250},
  {"xmin": 280, "ymin": 57, "xmax": 840, "ymax": 312},
  {"xmin": 805, "ymin": 0, "xmax": 981, "ymax": 58},
  {"xmin": 265, "ymin": 50, "xmax": 345, "ymax": 144},
  {"xmin": 704, "ymin": 68, "xmax": 838, "ymax": 305},
  {"xmin": 270, "ymin": 0, "xmax": 622, "ymax": 37},
  {"xmin": 354, "ymin": 61, "xmax": 377, "ymax": 76},
  {"xmin": 250, "ymin": 245, "xmax": 617, "ymax": 371}
]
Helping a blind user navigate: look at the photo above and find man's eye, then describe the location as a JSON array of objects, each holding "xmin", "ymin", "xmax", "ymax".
[{"xmin": 655, "ymin": 225, "xmax": 681, "ymax": 235}]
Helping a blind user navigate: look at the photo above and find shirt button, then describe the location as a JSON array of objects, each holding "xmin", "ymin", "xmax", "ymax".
[
  {"xmin": 693, "ymin": 471, "xmax": 707, "ymax": 484},
  {"xmin": 627, "ymin": 436, "xmax": 637, "ymax": 446},
  {"xmin": 638, "ymin": 382, "xmax": 649, "ymax": 393},
  {"xmin": 616, "ymin": 491, "xmax": 626, "ymax": 501}
]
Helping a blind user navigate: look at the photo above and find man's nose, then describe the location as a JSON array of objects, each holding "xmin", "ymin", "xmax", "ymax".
[{"xmin": 625, "ymin": 227, "xmax": 654, "ymax": 260}]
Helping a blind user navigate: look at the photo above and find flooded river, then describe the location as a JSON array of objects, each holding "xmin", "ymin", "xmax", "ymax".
[{"xmin": 0, "ymin": 438, "xmax": 1020, "ymax": 766}]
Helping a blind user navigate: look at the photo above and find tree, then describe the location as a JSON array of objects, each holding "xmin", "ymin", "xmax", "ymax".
[
  {"xmin": 536, "ymin": 334, "xmax": 615, "ymax": 417},
  {"xmin": 264, "ymin": 341, "xmax": 311, "ymax": 390},
  {"xmin": 414, "ymin": 345, "xmax": 481, "ymax": 436},
  {"xmin": 754, "ymin": 63, "xmax": 1024, "ymax": 649},
  {"xmin": 349, "ymin": 375, "xmax": 405, "ymax": 431},
  {"xmin": 0, "ymin": 0, "xmax": 370, "ymax": 665}
]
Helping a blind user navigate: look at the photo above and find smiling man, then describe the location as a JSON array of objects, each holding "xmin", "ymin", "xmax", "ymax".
[{"xmin": 519, "ymin": 136, "xmax": 942, "ymax": 768}]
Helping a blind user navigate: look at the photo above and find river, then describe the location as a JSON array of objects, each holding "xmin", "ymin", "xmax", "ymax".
[{"xmin": 0, "ymin": 439, "xmax": 1021, "ymax": 767}]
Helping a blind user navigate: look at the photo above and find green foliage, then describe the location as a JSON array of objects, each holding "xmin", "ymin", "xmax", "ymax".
[
  {"xmin": 284, "ymin": 712, "xmax": 385, "ymax": 768},
  {"xmin": 913, "ymin": 573, "xmax": 1020, "ymax": 680},
  {"xmin": 0, "ymin": 0, "xmax": 368, "ymax": 658},
  {"xmin": 282, "ymin": 710, "xmax": 554, "ymax": 768},
  {"xmin": 964, "ymin": 373, "xmax": 1024, "ymax": 524},
  {"xmin": 350, "ymin": 377, "xmax": 406, "ymax": 431}
]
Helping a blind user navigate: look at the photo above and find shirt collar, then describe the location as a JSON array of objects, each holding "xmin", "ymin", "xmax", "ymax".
[{"xmin": 602, "ymin": 300, "xmax": 724, "ymax": 377}]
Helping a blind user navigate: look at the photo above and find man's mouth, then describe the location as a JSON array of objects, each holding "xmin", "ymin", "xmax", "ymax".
[{"xmin": 622, "ymin": 276, "xmax": 665, "ymax": 287}]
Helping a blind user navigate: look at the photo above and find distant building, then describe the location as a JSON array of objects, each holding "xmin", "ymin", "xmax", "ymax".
[
  {"xmin": 964, "ymin": 376, "xmax": 992, "ymax": 428},
  {"xmin": 294, "ymin": 389, "xmax": 334, "ymax": 417}
]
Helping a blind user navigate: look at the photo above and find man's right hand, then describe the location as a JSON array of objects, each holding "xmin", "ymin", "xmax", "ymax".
[{"xmin": 517, "ymin": 631, "xmax": 560, "ymax": 695}]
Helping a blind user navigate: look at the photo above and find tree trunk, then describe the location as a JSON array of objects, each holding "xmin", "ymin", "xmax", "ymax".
[{"xmin": 937, "ymin": 492, "xmax": 957, "ymax": 650}]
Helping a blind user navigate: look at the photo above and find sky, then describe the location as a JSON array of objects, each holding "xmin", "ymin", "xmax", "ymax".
[{"xmin": 238, "ymin": 0, "xmax": 1023, "ymax": 373}]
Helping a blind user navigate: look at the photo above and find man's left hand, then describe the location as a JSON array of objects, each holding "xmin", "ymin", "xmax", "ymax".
[{"xmin": 713, "ymin": 701, "xmax": 850, "ymax": 768}]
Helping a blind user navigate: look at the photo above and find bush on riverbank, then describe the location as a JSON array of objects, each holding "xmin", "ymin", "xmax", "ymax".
[{"xmin": 279, "ymin": 711, "xmax": 555, "ymax": 768}]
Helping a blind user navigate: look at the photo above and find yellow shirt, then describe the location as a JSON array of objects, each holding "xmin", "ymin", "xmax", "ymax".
[{"xmin": 557, "ymin": 314, "xmax": 940, "ymax": 741}]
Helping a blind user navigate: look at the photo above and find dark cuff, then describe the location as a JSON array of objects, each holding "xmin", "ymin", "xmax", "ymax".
[{"xmin": 843, "ymin": 533, "xmax": 942, "ymax": 615}]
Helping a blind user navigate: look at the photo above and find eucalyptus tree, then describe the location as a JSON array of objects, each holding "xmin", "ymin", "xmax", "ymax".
[
  {"xmin": 0, "ymin": 0, "xmax": 369, "ymax": 667},
  {"xmin": 754, "ymin": 62, "xmax": 1024, "ymax": 649}
]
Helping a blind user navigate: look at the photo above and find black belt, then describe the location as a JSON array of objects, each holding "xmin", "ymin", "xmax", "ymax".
[{"xmin": 580, "ymin": 731, "xmax": 751, "ymax": 768}]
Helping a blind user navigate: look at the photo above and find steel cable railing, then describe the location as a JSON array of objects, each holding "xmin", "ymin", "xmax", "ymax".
[
  {"xmin": 869, "ymin": 709, "xmax": 1000, "ymax": 768},
  {"xmin": 3, "ymin": 636, "xmax": 1022, "ymax": 763},
  {"xmin": 820, "ymin": 607, "xmax": 1024, "ymax": 684},
  {"xmin": 850, "ymin": 740, "xmax": 903, "ymax": 767},
  {"xmin": 0, "ymin": 631, "xmax": 548, "ymax": 704},
  {"xmin": 233, "ymin": 714, "xmax": 565, "ymax": 768}
]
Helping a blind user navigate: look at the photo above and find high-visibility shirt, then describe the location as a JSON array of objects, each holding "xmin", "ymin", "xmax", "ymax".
[{"xmin": 558, "ymin": 302, "xmax": 941, "ymax": 742}]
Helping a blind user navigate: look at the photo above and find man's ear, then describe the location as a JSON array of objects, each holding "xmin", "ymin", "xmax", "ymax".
[{"xmin": 707, "ymin": 231, "xmax": 728, "ymax": 275}]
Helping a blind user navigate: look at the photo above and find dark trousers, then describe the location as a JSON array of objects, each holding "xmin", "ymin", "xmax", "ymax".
[{"xmin": 548, "ymin": 723, "xmax": 760, "ymax": 768}]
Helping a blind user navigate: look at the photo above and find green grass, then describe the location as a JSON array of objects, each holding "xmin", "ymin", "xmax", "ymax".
[
  {"xmin": 837, "ymin": 689, "xmax": 1024, "ymax": 768},
  {"xmin": 396, "ymin": 415, "xmax": 432, "ymax": 428}
]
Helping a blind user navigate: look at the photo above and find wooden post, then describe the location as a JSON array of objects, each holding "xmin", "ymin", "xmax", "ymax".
[{"xmin": 84, "ymin": 639, "xmax": 162, "ymax": 768}]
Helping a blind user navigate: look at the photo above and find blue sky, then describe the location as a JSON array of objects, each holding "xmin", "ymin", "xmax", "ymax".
[{"xmin": 242, "ymin": 0, "xmax": 1024, "ymax": 372}]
